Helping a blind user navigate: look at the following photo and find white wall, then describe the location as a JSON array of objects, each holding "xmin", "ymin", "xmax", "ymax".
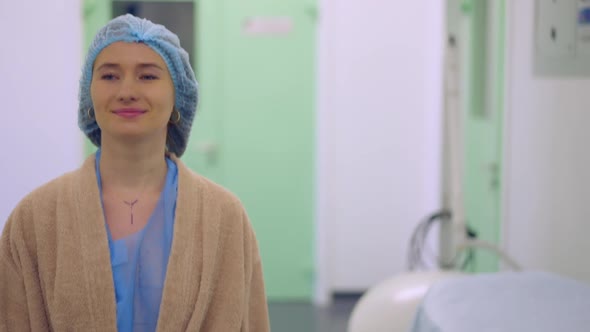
[
  {"xmin": 502, "ymin": 0, "xmax": 590, "ymax": 282},
  {"xmin": 0, "ymin": 1, "xmax": 83, "ymax": 228},
  {"xmin": 316, "ymin": 0, "xmax": 444, "ymax": 302}
]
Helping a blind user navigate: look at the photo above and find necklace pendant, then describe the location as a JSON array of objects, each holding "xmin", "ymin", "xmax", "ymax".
[{"xmin": 124, "ymin": 199, "xmax": 138, "ymax": 225}]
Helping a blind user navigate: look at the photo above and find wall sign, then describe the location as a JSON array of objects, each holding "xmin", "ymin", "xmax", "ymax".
[{"xmin": 242, "ymin": 17, "xmax": 294, "ymax": 36}]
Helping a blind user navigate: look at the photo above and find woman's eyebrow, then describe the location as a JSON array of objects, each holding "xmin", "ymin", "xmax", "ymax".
[
  {"xmin": 95, "ymin": 63, "xmax": 120, "ymax": 71},
  {"xmin": 94, "ymin": 63, "xmax": 165, "ymax": 71},
  {"xmin": 137, "ymin": 63, "xmax": 165, "ymax": 71}
]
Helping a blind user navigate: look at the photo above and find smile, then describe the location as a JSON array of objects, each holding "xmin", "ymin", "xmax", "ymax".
[{"xmin": 112, "ymin": 108, "xmax": 147, "ymax": 119}]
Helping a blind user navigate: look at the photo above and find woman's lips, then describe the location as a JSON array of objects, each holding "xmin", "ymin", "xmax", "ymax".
[{"xmin": 113, "ymin": 108, "xmax": 146, "ymax": 119}]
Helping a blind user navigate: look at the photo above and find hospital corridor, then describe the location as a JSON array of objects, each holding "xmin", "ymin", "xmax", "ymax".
[{"xmin": 2, "ymin": 0, "xmax": 590, "ymax": 331}]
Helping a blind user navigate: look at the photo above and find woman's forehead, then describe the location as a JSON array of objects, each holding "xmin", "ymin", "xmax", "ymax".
[{"xmin": 94, "ymin": 41, "xmax": 167, "ymax": 69}]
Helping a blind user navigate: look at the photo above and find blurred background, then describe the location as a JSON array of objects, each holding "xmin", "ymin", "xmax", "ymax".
[{"xmin": 2, "ymin": 0, "xmax": 590, "ymax": 331}]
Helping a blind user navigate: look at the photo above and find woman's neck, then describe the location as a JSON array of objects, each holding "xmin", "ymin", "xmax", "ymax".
[{"xmin": 98, "ymin": 140, "xmax": 168, "ymax": 193}]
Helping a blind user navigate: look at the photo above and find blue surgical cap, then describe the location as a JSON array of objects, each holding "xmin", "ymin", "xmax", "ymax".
[{"xmin": 78, "ymin": 14, "xmax": 198, "ymax": 157}]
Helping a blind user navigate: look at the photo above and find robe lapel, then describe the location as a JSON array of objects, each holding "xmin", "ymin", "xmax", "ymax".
[
  {"xmin": 72, "ymin": 155, "xmax": 118, "ymax": 331},
  {"xmin": 156, "ymin": 157, "xmax": 222, "ymax": 331}
]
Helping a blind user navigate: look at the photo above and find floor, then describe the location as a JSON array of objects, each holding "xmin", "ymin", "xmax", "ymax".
[{"xmin": 268, "ymin": 295, "xmax": 360, "ymax": 332}]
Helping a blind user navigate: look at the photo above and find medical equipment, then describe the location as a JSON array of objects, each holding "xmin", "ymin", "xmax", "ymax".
[
  {"xmin": 410, "ymin": 271, "xmax": 590, "ymax": 332},
  {"xmin": 348, "ymin": 34, "xmax": 521, "ymax": 332}
]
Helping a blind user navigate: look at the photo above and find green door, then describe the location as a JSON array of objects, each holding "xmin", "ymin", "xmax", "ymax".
[
  {"xmin": 84, "ymin": 0, "xmax": 316, "ymax": 300},
  {"xmin": 455, "ymin": 0, "xmax": 506, "ymax": 272},
  {"xmin": 212, "ymin": 1, "xmax": 316, "ymax": 300}
]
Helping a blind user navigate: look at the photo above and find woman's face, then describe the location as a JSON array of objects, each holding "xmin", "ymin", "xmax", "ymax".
[{"xmin": 90, "ymin": 41, "xmax": 175, "ymax": 146}]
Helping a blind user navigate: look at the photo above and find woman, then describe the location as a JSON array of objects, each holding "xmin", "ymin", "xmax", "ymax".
[{"xmin": 0, "ymin": 14, "xmax": 270, "ymax": 331}]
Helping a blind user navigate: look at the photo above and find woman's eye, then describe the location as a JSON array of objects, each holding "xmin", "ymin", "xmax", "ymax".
[
  {"xmin": 141, "ymin": 74, "xmax": 158, "ymax": 80},
  {"xmin": 100, "ymin": 74, "xmax": 117, "ymax": 80}
]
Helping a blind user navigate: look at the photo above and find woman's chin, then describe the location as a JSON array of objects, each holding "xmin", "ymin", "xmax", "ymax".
[{"xmin": 103, "ymin": 129, "xmax": 163, "ymax": 146}]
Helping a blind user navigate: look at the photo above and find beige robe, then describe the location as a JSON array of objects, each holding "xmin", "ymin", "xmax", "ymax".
[{"xmin": 0, "ymin": 154, "xmax": 270, "ymax": 331}]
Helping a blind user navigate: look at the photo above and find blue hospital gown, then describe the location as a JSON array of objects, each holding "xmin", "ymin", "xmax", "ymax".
[{"xmin": 95, "ymin": 150, "xmax": 178, "ymax": 332}]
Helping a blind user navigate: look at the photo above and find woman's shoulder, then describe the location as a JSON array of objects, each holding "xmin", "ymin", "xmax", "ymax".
[
  {"xmin": 22, "ymin": 167, "xmax": 82, "ymax": 205},
  {"xmin": 2, "ymin": 168, "xmax": 82, "ymax": 243},
  {"xmin": 38, "ymin": 170, "xmax": 77, "ymax": 193},
  {"xmin": 6, "ymin": 156, "xmax": 92, "ymax": 222},
  {"xmin": 174, "ymin": 158, "xmax": 243, "ymax": 209},
  {"xmin": 173, "ymin": 159, "xmax": 256, "ymax": 235},
  {"xmin": 182, "ymin": 166, "xmax": 244, "ymax": 210}
]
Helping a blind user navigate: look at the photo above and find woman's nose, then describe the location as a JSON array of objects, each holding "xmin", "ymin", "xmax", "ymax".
[{"xmin": 117, "ymin": 77, "xmax": 138, "ymax": 103}]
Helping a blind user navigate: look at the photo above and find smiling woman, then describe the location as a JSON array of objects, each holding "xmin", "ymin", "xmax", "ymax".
[
  {"xmin": 91, "ymin": 42, "xmax": 176, "ymax": 150},
  {"xmin": 0, "ymin": 14, "xmax": 270, "ymax": 332}
]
